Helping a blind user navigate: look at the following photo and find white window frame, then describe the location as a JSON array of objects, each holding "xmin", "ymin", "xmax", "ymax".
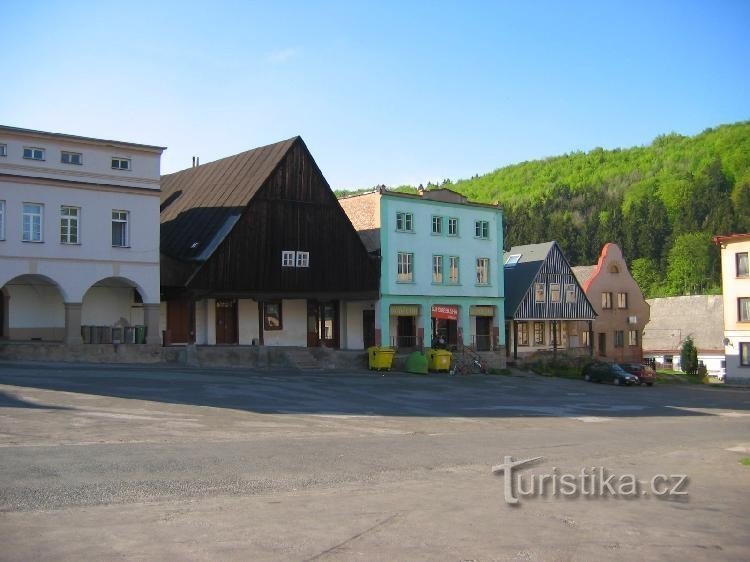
[
  {"xmin": 61, "ymin": 151, "xmax": 83, "ymax": 165},
  {"xmin": 60, "ymin": 206, "xmax": 80, "ymax": 244},
  {"xmin": 476, "ymin": 257, "xmax": 490, "ymax": 285},
  {"xmin": 112, "ymin": 210, "xmax": 129, "ymax": 247},
  {"xmin": 22, "ymin": 203, "xmax": 44, "ymax": 242},
  {"xmin": 602, "ymin": 292, "xmax": 612, "ymax": 309},
  {"xmin": 23, "ymin": 147, "xmax": 45, "ymax": 161},
  {"xmin": 565, "ymin": 284, "xmax": 576, "ymax": 304},
  {"xmin": 739, "ymin": 298, "xmax": 750, "ymax": 323},
  {"xmin": 0, "ymin": 200, "xmax": 5, "ymax": 240},
  {"xmin": 534, "ymin": 282, "xmax": 546, "ymax": 303},
  {"xmin": 432, "ymin": 255, "xmax": 443, "ymax": 283},
  {"xmin": 504, "ymin": 254, "xmax": 521, "ymax": 267},
  {"xmin": 431, "ymin": 216, "xmax": 442, "ymax": 235},
  {"xmin": 737, "ymin": 252, "xmax": 749, "ymax": 278},
  {"xmin": 628, "ymin": 330, "xmax": 638, "ymax": 346},
  {"xmin": 448, "ymin": 256, "xmax": 459, "ymax": 284},
  {"xmin": 396, "ymin": 212, "xmax": 414, "ymax": 232},
  {"xmin": 296, "ymin": 251, "xmax": 309, "ymax": 268},
  {"xmin": 617, "ymin": 292, "xmax": 628, "ymax": 309},
  {"xmin": 397, "ymin": 252, "xmax": 413, "ymax": 282},
  {"xmin": 447, "ymin": 217, "xmax": 458, "ymax": 236},
  {"xmin": 0, "ymin": 143, "xmax": 7, "ymax": 157},
  {"xmin": 474, "ymin": 220, "xmax": 490, "ymax": 239},
  {"xmin": 111, "ymin": 157, "xmax": 131, "ymax": 171},
  {"xmin": 281, "ymin": 250, "xmax": 295, "ymax": 267},
  {"xmin": 550, "ymin": 283, "xmax": 562, "ymax": 303},
  {"xmin": 517, "ymin": 321, "xmax": 529, "ymax": 346}
]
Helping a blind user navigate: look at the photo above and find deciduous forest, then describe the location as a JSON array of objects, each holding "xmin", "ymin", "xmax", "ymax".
[{"xmin": 338, "ymin": 122, "xmax": 750, "ymax": 297}]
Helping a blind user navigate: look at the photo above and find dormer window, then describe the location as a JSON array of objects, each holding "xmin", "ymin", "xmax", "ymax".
[
  {"xmin": 505, "ymin": 254, "xmax": 521, "ymax": 267},
  {"xmin": 23, "ymin": 147, "xmax": 45, "ymax": 161},
  {"xmin": 111, "ymin": 157, "xmax": 131, "ymax": 170}
]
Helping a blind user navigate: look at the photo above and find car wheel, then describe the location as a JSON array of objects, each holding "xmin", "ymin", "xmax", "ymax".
[{"xmin": 613, "ymin": 378, "xmax": 621, "ymax": 386}]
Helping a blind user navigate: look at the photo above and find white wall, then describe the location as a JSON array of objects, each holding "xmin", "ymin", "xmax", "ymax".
[
  {"xmin": 6, "ymin": 284, "xmax": 65, "ymax": 327},
  {"xmin": 81, "ymin": 286, "xmax": 138, "ymax": 325},
  {"xmin": 344, "ymin": 301, "xmax": 374, "ymax": 350},
  {"xmin": 238, "ymin": 299, "xmax": 259, "ymax": 345},
  {"xmin": 262, "ymin": 299, "xmax": 307, "ymax": 346}
]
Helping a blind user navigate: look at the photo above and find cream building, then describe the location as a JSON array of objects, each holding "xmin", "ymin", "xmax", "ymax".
[
  {"xmin": 0, "ymin": 126, "xmax": 165, "ymax": 345},
  {"xmin": 714, "ymin": 234, "xmax": 750, "ymax": 383}
]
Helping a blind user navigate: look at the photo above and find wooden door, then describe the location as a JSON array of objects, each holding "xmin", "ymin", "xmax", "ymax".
[
  {"xmin": 167, "ymin": 298, "xmax": 192, "ymax": 344},
  {"xmin": 216, "ymin": 299, "xmax": 238, "ymax": 344},
  {"xmin": 475, "ymin": 317, "xmax": 491, "ymax": 351},
  {"xmin": 362, "ymin": 309, "xmax": 375, "ymax": 348}
]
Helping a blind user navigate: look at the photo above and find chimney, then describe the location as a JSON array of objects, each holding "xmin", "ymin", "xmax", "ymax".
[
  {"xmin": 197, "ymin": 156, "xmax": 200, "ymax": 166},
  {"xmin": 192, "ymin": 156, "xmax": 195, "ymax": 167}
]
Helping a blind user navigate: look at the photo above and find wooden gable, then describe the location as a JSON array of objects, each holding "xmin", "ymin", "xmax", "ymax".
[
  {"xmin": 186, "ymin": 139, "xmax": 379, "ymax": 298},
  {"xmin": 513, "ymin": 243, "xmax": 596, "ymax": 320}
]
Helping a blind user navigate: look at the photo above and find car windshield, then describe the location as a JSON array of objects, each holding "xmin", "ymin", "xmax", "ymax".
[{"xmin": 612, "ymin": 364, "xmax": 628, "ymax": 374}]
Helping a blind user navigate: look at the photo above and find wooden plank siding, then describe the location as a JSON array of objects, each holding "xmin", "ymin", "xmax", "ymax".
[
  {"xmin": 513, "ymin": 244, "xmax": 596, "ymax": 320},
  {"xmin": 185, "ymin": 141, "xmax": 379, "ymax": 298}
]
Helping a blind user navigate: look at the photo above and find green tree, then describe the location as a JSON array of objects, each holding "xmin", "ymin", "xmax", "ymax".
[
  {"xmin": 680, "ymin": 335, "xmax": 699, "ymax": 375},
  {"xmin": 630, "ymin": 257, "xmax": 661, "ymax": 297},
  {"xmin": 666, "ymin": 232, "xmax": 713, "ymax": 295}
]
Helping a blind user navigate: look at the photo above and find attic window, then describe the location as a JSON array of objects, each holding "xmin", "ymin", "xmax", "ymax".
[
  {"xmin": 281, "ymin": 251, "xmax": 295, "ymax": 267},
  {"xmin": 190, "ymin": 242, "xmax": 200, "ymax": 249},
  {"xmin": 505, "ymin": 254, "xmax": 521, "ymax": 267},
  {"xmin": 609, "ymin": 264, "xmax": 620, "ymax": 274}
]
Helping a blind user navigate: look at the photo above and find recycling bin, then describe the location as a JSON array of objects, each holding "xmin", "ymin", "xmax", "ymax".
[{"xmin": 368, "ymin": 346, "xmax": 395, "ymax": 371}]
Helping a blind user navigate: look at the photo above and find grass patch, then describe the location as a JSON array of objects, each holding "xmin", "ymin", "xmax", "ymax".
[
  {"xmin": 532, "ymin": 363, "xmax": 582, "ymax": 380},
  {"xmin": 740, "ymin": 457, "xmax": 750, "ymax": 467},
  {"xmin": 655, "ymin": 370, "xmax": 710, "ymax": 385},
  {"xmin": 488, "ymin": 368, "xmax": 513, "ymax": 376}
]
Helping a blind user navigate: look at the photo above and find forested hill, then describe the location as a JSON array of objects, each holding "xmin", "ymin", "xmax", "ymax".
[{"xmin": 338, "ymin": 121, "xmax": 750, "ymax": 297}]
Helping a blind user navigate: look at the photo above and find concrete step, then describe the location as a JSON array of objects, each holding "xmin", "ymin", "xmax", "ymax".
[{"xmin": 286, "ymin": 348, "xmax": 324, "ymax": 371}]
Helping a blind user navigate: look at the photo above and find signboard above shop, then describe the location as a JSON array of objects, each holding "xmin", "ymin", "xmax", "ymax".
[{"xmin": 431, "ymin": 305, "xmax": 458, "ymax": 320}]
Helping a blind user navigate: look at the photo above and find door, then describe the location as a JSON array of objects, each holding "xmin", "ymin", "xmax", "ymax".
[
  {"xmin": 362, "ymin": 309, "xmax": 375, "ymax": 348},
  {"xmin": 167, "ymin": 297, "xmax": 192, "ymax": 344},
  {"xmin": 396, "ymin": 316, "xmax": 416, "ymax": 347},
  {"xmin": 475, "ymin": 317, "xmax": 492, "ymax": 351},
  {"xmin": 307, "ymin": 301, "xmax": 320, "ymax": 347},
  {"xmin": 215, "ymin": 299, "xmax": 238, "ymax": 344},
  {"xmin": 307, "ymin": 300, "xmax": 340, "ymax": 348},
  {"xmin": 598, "ymin": 332, "xmax": 606, "ymax": 356}
]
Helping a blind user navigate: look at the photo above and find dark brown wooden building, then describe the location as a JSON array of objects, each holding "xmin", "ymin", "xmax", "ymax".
[{"xmin": 160, "ymin": 136, "xmax": 379, "ymax": 348}]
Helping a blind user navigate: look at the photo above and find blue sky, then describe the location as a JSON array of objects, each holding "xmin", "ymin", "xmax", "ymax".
[{"xmin": 1, "ymin": 0, "xmax": 748, "ymax": 189}]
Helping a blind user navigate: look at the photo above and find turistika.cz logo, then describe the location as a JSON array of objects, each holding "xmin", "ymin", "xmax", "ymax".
[{"xmin": 492, "ymin": 456, "xmax": 689, "ymax": 505}]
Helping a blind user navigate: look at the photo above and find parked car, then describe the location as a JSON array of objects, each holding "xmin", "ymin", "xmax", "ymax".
[
  {"xmin": 618, "ymin": 363, "xmax": 656, "ymax": 386},
  {"xmin": 582, "ymin": 362, "xmax": 639, "ymax": 386}
]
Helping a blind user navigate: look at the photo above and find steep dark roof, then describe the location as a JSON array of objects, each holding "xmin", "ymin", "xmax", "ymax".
[
  {"xmin": 160, "ymin": 137, "xmax": 298, "ymax": 263},
  {"xmin": 502, "ymin": 242, "xmax": 555, "ymax": 315}
]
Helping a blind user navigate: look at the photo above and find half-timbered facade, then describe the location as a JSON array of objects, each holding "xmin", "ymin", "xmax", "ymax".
[
  {"xmin": 503, "ymin": 241, "xmax": 596, "ymax": 359},
  {"xmin": 160, "ymin": 137, "xmax": 379, "ymax": 349}
]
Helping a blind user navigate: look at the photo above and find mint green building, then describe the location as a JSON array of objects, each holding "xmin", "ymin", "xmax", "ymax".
[{"xmin": 340, "ymin": 188, "xmax": 505, "ymax": 353}]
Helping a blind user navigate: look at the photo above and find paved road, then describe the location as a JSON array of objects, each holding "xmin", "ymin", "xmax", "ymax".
[{"xmin": 1, "ymin": 362, "xmax": 749, "ymax": 560}]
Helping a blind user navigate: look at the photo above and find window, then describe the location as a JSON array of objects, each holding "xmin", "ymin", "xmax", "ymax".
[
  {"xmin": 602, "ymin": 292, "xmax": 612, "ymax": 309},
  {"xmin": 448, "ymin": 256, "xmax": 459, "ymax": 284},
  {"xmin": 737, "ymin": 252, "xmax": 749, "ymax": 278},
  {"xmin": 296, "ymin": 251, "xmax": 309, "ymax": 267},
  {"xmin": 432, "ymin": 216, "xmax": 442, "ymax": 235},
  {"xmin": 628, "ymin": 330, "xmax": 638, "ymax": 346},
  {"xmin": 504, "ymin": 254, "xmax": 521, "ymax": 267},
  {"xmin": 474, "ymin": 220, "xmax": 489, "ymax": 239},
  {"xmin": 60, "ymin": 206, "xmax": 79, "ymax": 244},
  {"xmin": 396, "ymin": 212, "xmax": 413, "ymax": 232},
  {"xmin": 614, "ymin": 330, "xmax": 625, "ymax": 348},
  {"xmin": 550, "ymin": 283, "xmax": 561, "ymax": 303},
  {"xmin": 397, "ymin": 252, "xmax": 413, "ymax": 282},
  {"xmin": 0, "ymin": 144, "xmax": 7, "ymax": 157},
  {"xmin": 112, "ymin": 210, "xmax": 129, "ymax": 247},
  {"xmin": 281, "ymin": 250, "xmax": 295, "ymax": 267},
  {"xmin": 534, "ymin": 322, "xmax": 545, "ymax": 345},
  {"xmin": 0, "ymin": 200, "xmax": 4, "ymax": 240},
  {"xmin": 111, "ymin": 157, "xmax": 131, "ymax": 170},
  {"xmin": 61, "ymin": 151, "xmax": 82, "ymax": 165},
  {"xmin": 22, "ymin": 203, "xmax": 43, "ymax": 242},
  {"xmin": 740, "ymin": 342, "xmax": 750, "ymax": 367},
  {"xmin": 432, "ymin": 255, "xmax": 443, "ymax": 283},
  {"xmin": 517, "ymin": 322, "xmax": 529, "ymax": 346},
  {"xmin": 534, "ymin": 283, "xmax": 545, "ymax": 303},
  {"xmin": 565, "ymin": 284, "xmax": 576, "ymax": 304},
  {"xmin": 581, "ymin": 330, "xmax": 591, "ymax": 347},
  {"xmin": 617, "ymin": 292, "xmax": 628, "ymax": 309},
  {"xmin": 476, "ymin": 257, "xmax": 489, "ymax": 285},
  {"xmin": 263, "ymin": 301, "xmax": 283, "ymax": 330},
  {"xmin": 448, "ymin": 217, "xmax": 458, "ymax": 236},
  {"xmin": 23, "ymin": 147, "xmax": 45, "ymax": 160},
  {"xmin": 739, "ymin": 298, "xmax": 750, "ymax": 322}
]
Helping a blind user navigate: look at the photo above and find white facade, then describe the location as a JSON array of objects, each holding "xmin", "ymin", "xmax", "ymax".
[
  {"xmin": 0, "ymin": 126, "xmax": 165, "ymax": 344},
  {"xmin": 715, "ymin": 235, "xmax": 750, "ymax": 383}
]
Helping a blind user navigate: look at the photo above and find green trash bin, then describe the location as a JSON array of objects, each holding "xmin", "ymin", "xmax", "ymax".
[
  {"xmin": 405, "ymin": 351, "xmax": 428, "ymax": 374},
  {"xmin": 368, "ymin": 346, "xmax": 395, "ymax": 371},
  {"xmin": 427, "ymin": 349, "xmax": 452, "ymax": 372}
]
